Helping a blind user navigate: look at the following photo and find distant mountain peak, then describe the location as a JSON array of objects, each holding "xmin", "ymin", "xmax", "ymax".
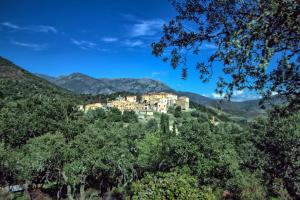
[
  {"xmin": 58, "ymin": 72, "xmax": 92, "ymax": 79},
  {"xmin": 69, "ymin": 72, "xmax": 88, "ymax": 77},
  {"xmin": 36, "ymin": 73, "xmax": 173, "ymax": 95}
]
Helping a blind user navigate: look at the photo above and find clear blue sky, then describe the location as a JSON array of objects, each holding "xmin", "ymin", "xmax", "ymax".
[{"xmin": 0, "ymin": 0, "xmax": 260, "ymax": 101}]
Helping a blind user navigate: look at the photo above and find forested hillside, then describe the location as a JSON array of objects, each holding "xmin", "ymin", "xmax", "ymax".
[
  {"xmin": 0, "ymin": 57, "xmax": 86, "ymax": 147},
  {"xmin": 0, "ymin": 57, "xmax": 299, "ymax": 200}
]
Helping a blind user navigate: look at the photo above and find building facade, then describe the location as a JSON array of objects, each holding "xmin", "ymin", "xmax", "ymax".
[
  {"xmin": 84, "ymin": 103, "xmax": 104, "ymax": 112},
  {"xmin": 81, "ymin": 92, "xmax": 189, "ymax": 114},
  {"xmin": 126, "ymin": 95, "xmax": 137, "ymax": 103},
  {"xmin": 176, "ymin": 96, "xmax": 189, "ymax": 110}
]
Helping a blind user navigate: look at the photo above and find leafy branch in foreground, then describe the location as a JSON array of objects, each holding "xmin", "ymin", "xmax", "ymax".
[{"xmin": 152, "ymin": 0, "xmax": 299, "ymax": 111}]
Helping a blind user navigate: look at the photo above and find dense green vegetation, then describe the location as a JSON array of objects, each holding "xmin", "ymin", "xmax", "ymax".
[
  {"xmin": 1, "ymin": 0, "xmax": 298, "ymax": 199},
  {"xmin": 0, "ymin": 59, "xmax": 299, "ymax": 199}
]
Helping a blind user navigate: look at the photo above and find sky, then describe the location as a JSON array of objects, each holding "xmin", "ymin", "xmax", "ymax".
[{"xmin": 0, "ymin": 0, "xmax": 260, "ymax": 101}]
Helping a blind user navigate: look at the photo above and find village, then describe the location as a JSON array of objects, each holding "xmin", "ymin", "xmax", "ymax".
[{"xmin": 80, "ymin": 92, "xmax": 190, "ymax": 116}]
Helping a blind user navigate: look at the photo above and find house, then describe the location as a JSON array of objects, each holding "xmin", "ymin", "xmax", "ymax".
[
  {"xmin": 210, "ymin": 116, "xmax": 219, "ymax": 126},
  {"xmin": 111, "ymin": 100, "xmax": 140, "ymax": 112},
  {"xmin": 176, "ymin": 96, "xmax": 189, "ymax": 110},
  {"xmin": 156, "ymin": 100, "xmax": 168, "ymax": 113},
  {"xmin": 141, "ymin": 92, "xmax": 177, "ymax": 105},
  {"xmin": 141, "ymin": 92, "xmax": 179, "ymax": 112},
  {"xmin": 165, "ymin": 93, "xmax": 178, "ymax": 106},
  {"xmin": 78, "ymin": 105, "xmax": 84, "ymax": 111},
  {"xmin": 126, "ymin": 95, "xmax": 137, "ymax": 103},
  {"xmin": 84, "ymin": 103, "xmax": 104, "ymax": 112}
]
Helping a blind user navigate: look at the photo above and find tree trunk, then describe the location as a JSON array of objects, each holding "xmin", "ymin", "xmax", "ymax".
[
  {"xmin": 283, "ymin": 178, "xmax": 299, "ymax": 200},
  {"xmin": 23, "ymin": 180, "xmax": 31, "ymax": 199},
  {"xmin": 79, "ymin": 184, "xmax": 85, "ymax": 200},
  {"xmin": 56, "ymin": 185, "xmax": 63, "ymax": 200},
  {"xmin": 61, "ymin": 171, "xmax": 75, "ymax": 200},
  {"xmin": 66, "ymin": 185, "xmax": 74, "ymax": 200}
]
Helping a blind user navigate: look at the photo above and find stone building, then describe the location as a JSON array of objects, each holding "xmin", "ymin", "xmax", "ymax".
[
  {"xmin": 176, "ymin": 96, "xmax": 189, "ymax": 110},
  {"xmin": 84, "ymin": 103, "xmax": 104, "ymax": 112},
  {"xmin": 156, "ymin": 101, "xmax": 168, "ymax": 113},
  {"xmin": 141, "ymin": 92, "xmax": 178, "ymax": 106},
  {"xmin": 81, "ymin": 92, "xmax": 189, "ymax": 115},
  {"xmin": 126, "ymin": 95, "xmax": 137, "ymax": 103},
  {"xmin": 111, "ymin": 100, "xmax": 140, "ymax": 112}
]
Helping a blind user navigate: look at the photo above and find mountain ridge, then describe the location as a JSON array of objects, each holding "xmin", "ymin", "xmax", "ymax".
[{"xmin": 36, "ymin": 73, "xmax": 175, "ymax": 95}]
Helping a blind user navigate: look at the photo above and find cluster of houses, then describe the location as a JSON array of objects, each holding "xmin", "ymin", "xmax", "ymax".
[{"xmin": 80, "ymin": 92, "xmax": 189, "ymax": 116}]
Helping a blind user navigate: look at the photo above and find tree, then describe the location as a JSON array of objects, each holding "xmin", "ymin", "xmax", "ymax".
[
  {"xmin": 0, "ymin": 143, "xmax": 19, "ymax": 187},
  {"xmin": 122, "ymin": 110, "xmax": 138, "ymax": 123},
  {"xmin": 251, "ymin": 111, "xmax": 300, "ymax": 199},
  {"xmin": 0, "ymin": 90, "xmax": 85, "ymax": 146},
  {"xmin": 160, "ymin": 113, "xmax": 170, "ymax": 135},
  {"xmin": 63, "ymin": 122, "xmax": 137, "ymax": 199},
  {"xmin": 145, "ymin": 118, "xmax": 158, "ymax": 131},
  {"xmin": 167, "ymin": 105, "xmax": 175, "ymax": 114},
  {"xmin": 172, "ymin": 121, "xmax": 177, "ymax": 134},
  {"xmin": 174, "ymin": 105, "xmax": 182, "ymax": 118},
  {"xmin": 84, "ymin": 108, "xmax": 106, "ymax": 123},
  {"xmin": 131, "ymin": 169, "xmax": 216, "ymax": 200},
  {"xmin": 18, "ymin": 133, "xmax": 67, "ymax": 199},
  {"xmin": 107, "ymin": 107, "xmax": 122, "ymax": 122},
  {"xmin": 163, "ymin": 119, "xmax": 266, "ymax": 199},
  {"xmin": 135, "ymin": 132, "xmax": 162, "ymax": 171},
  {"xmin": 152, "ymin": 0, "xmax": 299, "ymax": 111}
]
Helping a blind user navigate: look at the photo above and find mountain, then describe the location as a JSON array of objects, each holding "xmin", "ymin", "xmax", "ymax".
[
  {"xmin": 37, "ymin": 73, "xmax": 173, "ymax": 94},
  {"xmin": 36, "ymin": 73, "xmax": 266, "ymax": 119}
]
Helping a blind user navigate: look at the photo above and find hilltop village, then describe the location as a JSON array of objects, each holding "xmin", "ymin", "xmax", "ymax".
[{"xmin": 80, "ymin": 92, "xmax": 189, "ymax": 116}]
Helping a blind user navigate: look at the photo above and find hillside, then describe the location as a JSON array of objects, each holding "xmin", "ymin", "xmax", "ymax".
[
  {"xmin": 0, "ymin": 57, "xmax": 85, "ymax": 147},
  {"xmin": 0, "ymin": 57, "xmax": 79, "ymax": 99},
  {"xmin": 37, "ymin": 73, "xmax": 265, "ymax": 119}
]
